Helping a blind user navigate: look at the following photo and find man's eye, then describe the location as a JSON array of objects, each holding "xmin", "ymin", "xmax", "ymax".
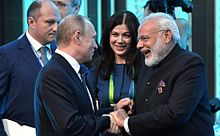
[
  {"xmin": 59, "ymin": 3, "xmax": 66, "ymax": 7},
  {"xmin": 137, "ymin": 35, "xmax": 149, "ymax": 41},
  {"xmin": 56, "ymin": 1, "xmax": 67, "ymax": 8},
  {"xmin": 142, "ymin": 36, "xmax": 148, "ymax": 40},
  {"xmin": 46, "ymin": 20, "xmax": 55, "ymax": 25}
]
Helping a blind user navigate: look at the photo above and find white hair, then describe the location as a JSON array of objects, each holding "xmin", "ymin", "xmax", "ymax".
[{"xmin": 142, "ymin": 12, "xmax": 180, "ymax": 44}]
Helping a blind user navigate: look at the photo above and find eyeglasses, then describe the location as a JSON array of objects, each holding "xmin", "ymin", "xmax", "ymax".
[
  {"xmin": 137, "ymin": 30, "xmax": 166, "ymax": 42},
  {"xmin": 53, "ymin": 1, "xmax": 71, "ymax": 9}
]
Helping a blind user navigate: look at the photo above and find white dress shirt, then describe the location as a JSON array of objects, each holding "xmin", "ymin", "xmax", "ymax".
[
  {"xmin": 124, "ymin": 117, "xmax": 131, "ymax": 135},
  {"xmin": 26, "ymin": 31, "xmax": 52, "ymax": 66}
]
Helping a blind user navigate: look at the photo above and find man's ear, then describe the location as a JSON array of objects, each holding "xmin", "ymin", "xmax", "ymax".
[
  {"xmin": 164, "ymin": 30, "xmax": 172, "ymax": 44},
  {"xmin": 74, "ymin": 31, "xmax": 81, "ymax": 44},
  {"xmin": 27, "ymin": 17, "xmax": 35, "ymax": 29}
]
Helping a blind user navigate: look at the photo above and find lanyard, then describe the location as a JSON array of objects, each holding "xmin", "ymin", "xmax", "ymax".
[{"xmin": 108, "ymin": 74, "xmax": 134, "ymax": 104}]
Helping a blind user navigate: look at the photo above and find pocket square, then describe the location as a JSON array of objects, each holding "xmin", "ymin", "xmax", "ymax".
[{"xmin": 156, "ymin": 80, "xmax": 166, "ymax": 94}]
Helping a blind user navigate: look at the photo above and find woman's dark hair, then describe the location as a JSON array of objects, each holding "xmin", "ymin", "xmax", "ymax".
[{"xmin": 97, "ymin": 10, "xmax": 142, "ymax": 81}]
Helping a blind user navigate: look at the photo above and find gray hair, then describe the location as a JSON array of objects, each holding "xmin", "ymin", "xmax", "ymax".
[
  {"xmin": 56, "ymin": 15, "xmax": 89, "ymax": 45},
  {"xmin": 142, "ymin": 12, "xmax": 180, "ymax": 44}
]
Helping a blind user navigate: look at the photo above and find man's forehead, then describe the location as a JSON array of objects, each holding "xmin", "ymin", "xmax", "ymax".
[{"xmin": 139, "ymin": 20, "xmax": 158, "ymax": 31}]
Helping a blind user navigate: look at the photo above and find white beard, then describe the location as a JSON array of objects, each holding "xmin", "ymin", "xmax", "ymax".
[{"xmin": 145, "ymin": 38, "xmax": 171, "ymax": 67}]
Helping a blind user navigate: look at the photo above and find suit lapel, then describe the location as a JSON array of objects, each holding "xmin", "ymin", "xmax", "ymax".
[
  {"xmin": 17, "ymin": 35, "xmax": 42, "ymax": 73},
  {"xmin": 53, "ymin": 53, "xmax": 95, "ymax": 112}
]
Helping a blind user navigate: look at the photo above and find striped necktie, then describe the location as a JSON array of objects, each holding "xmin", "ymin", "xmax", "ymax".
[{"xmin": 39, "ymin": 46, "xmax": 49, "ymax": 66}]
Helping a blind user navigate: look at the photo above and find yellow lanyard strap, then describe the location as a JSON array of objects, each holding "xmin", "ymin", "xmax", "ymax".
[{"xmin": 108, "ymin": 74, "xmax": 134, "ymax": 104}]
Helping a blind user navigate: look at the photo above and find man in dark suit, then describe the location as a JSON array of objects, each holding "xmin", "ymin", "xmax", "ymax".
[
  {"xmin": 34, "ymin": 14, "xmax": 132, "ymax": 136},
  {"xmin": 0, "ymin": 0, "xmax": 61, "ymax": 136},
  {"xmin": 110, "ymin": 12, "xmax": 214, "ymax": 136}
]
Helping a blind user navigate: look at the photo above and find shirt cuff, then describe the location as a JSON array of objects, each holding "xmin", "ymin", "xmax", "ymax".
[
  {"xmin": 124, "ymin": 117, "xmax": 130, "ymax": 135},
  {"xmin": 102, "ymin": 114, "xmax": 109, "ymax": 117}
]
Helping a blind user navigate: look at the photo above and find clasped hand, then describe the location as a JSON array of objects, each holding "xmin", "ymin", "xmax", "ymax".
[{"xmin": 106, "ymin": 98, "xmax": 133, "ymax": 134}]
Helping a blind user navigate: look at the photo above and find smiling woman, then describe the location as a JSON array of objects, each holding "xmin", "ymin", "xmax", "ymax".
[
  {"xmin": 109, "ymin": 24, "xmax": 131, "ymax": 63},
  {"xmin": 87, "ymin": 10, "xmax": 143, "ymax": 136}
]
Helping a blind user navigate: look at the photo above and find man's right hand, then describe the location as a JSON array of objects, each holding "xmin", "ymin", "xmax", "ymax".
[
  {"xmin": 110, "ymin": 109, "xmax": 128, "ymax": 128},
  {"xmin": 114, "ymin": 98, "xmax": 134, "ymax": 113}
]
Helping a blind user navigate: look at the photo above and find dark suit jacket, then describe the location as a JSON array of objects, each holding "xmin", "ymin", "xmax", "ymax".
[
  {"xmin": 128, "ymin": 45, "xmax": 214, "ymax": 136},
  {"xmin": 0, "ymin": 34, "xmax": 42, "ymax": 135},
  {"xmin": 34, "ymin": 53, "xmax": 110, "ymax": 136},
  {"xmin": 0, "ymin": 34, "xmax": 56, "ymax": 136}
]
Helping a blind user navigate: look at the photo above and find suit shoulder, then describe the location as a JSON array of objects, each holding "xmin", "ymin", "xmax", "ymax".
[
  {"xmin": 0, "ymin": 38, "xmax": 25, "ymax": 52},
  {"xmin": 1, "ymin": 34, "xmax": 29, "ymax": 50},
  {"xmin": 178, "ymin": 50, "xmax": 205, "ymax": 64}
]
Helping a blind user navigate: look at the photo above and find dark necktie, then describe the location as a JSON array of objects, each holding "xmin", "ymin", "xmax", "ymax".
[
  {"xmin": 79, "ymin": 65, "xmax": 89, "ymax": 90},
  {"xmin": 39, "ymin": 46, "xmax": 49, "ymax": 66},
  {"xmin": 79, "ymin": 65, "xmax": 95, "ymax": 111}
]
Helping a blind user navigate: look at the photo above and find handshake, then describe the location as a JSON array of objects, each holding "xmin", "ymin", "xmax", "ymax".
[{"xmin": 106, "ymin": 98, "xmax": 134, "ymax": 134}]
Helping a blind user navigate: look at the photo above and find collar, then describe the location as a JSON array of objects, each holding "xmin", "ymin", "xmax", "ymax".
[
  {"xmin": 26, "ymin": 31, "xmax": 51, "ymax": 52},
  {"xmin": 55, "ymin": 49, "xmax": 80, "ymax": 74},
  {"xmin": 157, "ymin": 44, "xmax": 183, "ymax": 67}
]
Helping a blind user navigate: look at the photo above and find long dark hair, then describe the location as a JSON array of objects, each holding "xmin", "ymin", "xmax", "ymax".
[{"xmin": 97, "ymin": 10, "xmax": 142, "ymax": 81}]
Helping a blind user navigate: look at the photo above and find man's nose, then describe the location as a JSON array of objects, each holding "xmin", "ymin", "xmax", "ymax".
[
  {"xmin": 52, "ymin": 23, "xmax": 58, "ymax": 32},
  {"xmin": 93, "ymin": 40, "xmax": 98, "ymax": 49},
  {"xmin": 137, "ymin": 40, "xmax": 143, "ymax": 49}
]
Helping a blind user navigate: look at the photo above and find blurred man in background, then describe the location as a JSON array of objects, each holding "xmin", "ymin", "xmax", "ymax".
[
  {"xmin": 52, "ymin": 0, "xmax": 81, "ymax": 18},
  {"xmin": 175, "ymin": 18, "xmax": 192, "ymax": 50}
]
